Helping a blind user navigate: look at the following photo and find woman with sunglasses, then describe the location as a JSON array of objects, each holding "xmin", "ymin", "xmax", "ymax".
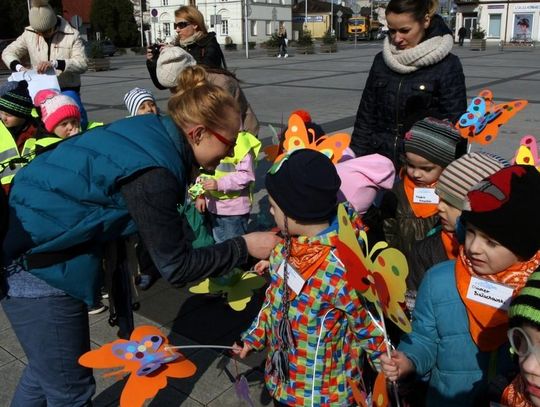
[
  {"xmin": 350, "ymin": 0, "xmax": 466, "ymax": 169},
  {"xmin": 380, "ymin": 166, "xmax": 540, "ymax": 406},
  {"xmin": 504, "ymin": 269, "xmax": 540, "ymax": 406},
  {"xmin": 1, "ymin": 66, "xmax": 279, "ymax": 406},
  {"xmin": 146, "ymin": 6, "xmax": 226, "ymax": 84}
]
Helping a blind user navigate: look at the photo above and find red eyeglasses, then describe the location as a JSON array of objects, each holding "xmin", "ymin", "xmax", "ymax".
[
  {"xmin": 207, "ymin": 128, "xmax": 236, "ymax": 148},
  {"xmin": 188, "ymin": 127, "xmax": 236, "ymax": 148}
]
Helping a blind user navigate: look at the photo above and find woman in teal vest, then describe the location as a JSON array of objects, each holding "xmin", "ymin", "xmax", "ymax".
[{"xmin": 1, "ymin": 66, "xmax": 279, "ymax": 407}]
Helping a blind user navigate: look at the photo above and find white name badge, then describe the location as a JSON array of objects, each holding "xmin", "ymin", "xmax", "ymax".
[
  {"xmin": 276, "ymin": 261, "xmax": 306, "ymax": 296},
  {"xmin": 413, "ymin": 187, "xmax": 440, "ymax": 204},
  {"xmin": 466, "ymin": 276, "xmax": 514, "ymax": 311}
]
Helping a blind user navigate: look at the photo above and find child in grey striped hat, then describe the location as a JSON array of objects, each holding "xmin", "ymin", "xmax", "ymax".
[
  {"xmin": 123, "ymin": 87, "xmax": 158, "ymax": 117},
  {"xmin": 408, "ymin": 152, "xmax": 509, "ymax": 308}
]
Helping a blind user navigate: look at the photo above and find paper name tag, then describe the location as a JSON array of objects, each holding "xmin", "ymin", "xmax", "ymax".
[
  {"xmin": 413, "ymin": 187, "xmax": 440, "ymax": 204},
  {"xmin": 276, "ymin": 261, "xmax": 306, "ymax": 295},
  {"xmin": 466, "ymin": 276, "xmax": 514, "ymax": 311}
]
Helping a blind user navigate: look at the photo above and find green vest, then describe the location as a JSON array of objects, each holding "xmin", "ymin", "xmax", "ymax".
[
  {"xmin": 207, "ymin": 131, "xmax": 261, "ymax": 200},
  {"xmin": 0, "ymin": 123, "xmax": 36, "ymax": 185}
]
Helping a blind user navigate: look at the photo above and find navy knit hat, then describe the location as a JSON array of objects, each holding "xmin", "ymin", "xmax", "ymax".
[
  {"xmin": 266, "ymin": 149, "xmax": 341, "ymax": 222},
  {"xmin": 0, "ymin": 81, "xmax": 33, "ymax": 119},
  {"xmin": 461, "ymin": 165, "xmax": 540, "ymax": 260},
  {"xmin": 404, "ymin": 117, "xmax": 467, "ymax": 167}
]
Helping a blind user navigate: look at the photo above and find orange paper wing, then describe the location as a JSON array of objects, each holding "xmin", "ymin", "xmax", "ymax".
[
  {"xmin": 335, "ymin": 203, "xmax": 371, "ymax": 292},
  {"xmin": 314, "ymin": 133, "xmax": 351, "ymax": 163},
  {"xmin": 372, "ymin": 371, "xmax": 390, "ymax": 407},
  {"xmin": 79, "ymin": 325, "xmax": 196, "ymax": 407}
]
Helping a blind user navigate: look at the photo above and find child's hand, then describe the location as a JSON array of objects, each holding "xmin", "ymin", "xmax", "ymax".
[
  {"xmin": 195, "ymin": 196, "xmax": 206, "ymax": 213},
  {"xmin": 202, "ymin": 179, "xmax": 218, "ymax": 191},
  {"xmin": 232, "ymin": 341, "xmax": 251, "ymax": 359},
  {"xmin": 380, "ymin": 350, "xmax": 414, "ymax": 382},
  {"xmin": 253, "ymin": 260, "xmax": 270, "ymax": 275}
]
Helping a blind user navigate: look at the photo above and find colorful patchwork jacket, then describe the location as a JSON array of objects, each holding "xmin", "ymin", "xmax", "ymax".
[{"xmin": 242, "ymin": 210, "xmax": 385, "ymax": 406}]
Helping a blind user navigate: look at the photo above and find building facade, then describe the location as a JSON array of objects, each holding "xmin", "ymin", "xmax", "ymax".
[
  {"xmin": 147, "ymin": 0, "xmax": 292, "ymax": 45},
  {"xmin": 455, "ymin": 0, "xmax": 540, "ymax": 42}
]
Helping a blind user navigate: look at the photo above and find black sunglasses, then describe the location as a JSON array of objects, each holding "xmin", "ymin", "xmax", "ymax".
[{"xmin": 174, "ymin": 21, "xmax": 191, "ymax": 30}]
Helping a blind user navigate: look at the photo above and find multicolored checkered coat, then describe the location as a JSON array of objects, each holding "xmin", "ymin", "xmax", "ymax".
[{"xmin": 242, "ymin": 215, "xmax": 385, "ymax": 406}]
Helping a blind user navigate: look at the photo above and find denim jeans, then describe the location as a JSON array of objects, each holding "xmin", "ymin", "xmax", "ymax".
[
  {"xmin": 2, "ymin": 295, "xmax": 95, "ymax": 407},
  {"xmin": 209, "ymin": 213, "xmax": 249, "ymax": 243}
]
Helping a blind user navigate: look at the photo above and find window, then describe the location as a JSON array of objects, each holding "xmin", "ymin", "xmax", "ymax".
[
  {"xmin": 221, "ymin": 19, "xmax": 229, "ymax": 35},
  {"xmin": 251, "ymin": 20, "xmax": 257, "ymax": 36},
  {"xmin": 162, "ymin": 0, "xmax": 168, "ymax": 5},
  {"xmin": 488, "ymin": 14, "xmax": 501, "ymax": 38},
  {"xmin": 266, "ymin": 21, "xmax": 272, "ymax": 35},
  {"xmin": 163, "ymin": 22, "xmax": 171, "ymax": 37},
  {"xmin": 189, "ymin": 0, "xmax": 196, "ymax": 5}
]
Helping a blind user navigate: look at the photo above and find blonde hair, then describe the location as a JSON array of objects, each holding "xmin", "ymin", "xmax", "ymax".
[
  {"xmin": 168, "ymin": 66, "xmax": 240, "ymax": 132},
  {"xmin": 175, "ymin": 6, "xmax": 208, "ymax": 35}
]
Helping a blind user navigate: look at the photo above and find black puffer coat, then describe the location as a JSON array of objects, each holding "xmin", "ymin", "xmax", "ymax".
[{"xmin": 351, "ymin": 16, "xmax": 467, "ymax": 166}]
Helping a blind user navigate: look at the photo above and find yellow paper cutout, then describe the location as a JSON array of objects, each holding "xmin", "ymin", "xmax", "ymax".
[{"xmin": 189, "ymin": 269, "xmax": 266, "ymax": 311}]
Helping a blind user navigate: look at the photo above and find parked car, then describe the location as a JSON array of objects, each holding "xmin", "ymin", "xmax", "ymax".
[{"xmin": 84, "ymin": 40, "xmax": 117, "ymax": 57}]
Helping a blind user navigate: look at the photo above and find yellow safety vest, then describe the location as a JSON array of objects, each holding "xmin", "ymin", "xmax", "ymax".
[
  {"xmin": 86, "ymin": 121, "xmax": 103, "ymax": 130},
  {"xmin": 0, "ymin": 123, "xmax": 61, "ymax": 185},
  {"xmin": 207, "ymin": 131, "xmax": 261, "ymax": 200}
]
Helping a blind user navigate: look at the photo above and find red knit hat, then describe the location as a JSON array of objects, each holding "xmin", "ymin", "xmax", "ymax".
[{"xmin": 35, "ymin": 89, "xmax": 81, "ymax": 133}]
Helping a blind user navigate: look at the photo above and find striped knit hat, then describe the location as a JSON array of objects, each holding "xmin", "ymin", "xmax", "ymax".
[
  {"xmin": 124, "ymin": 87, "xmax": 156, "ymax": 117},
  {"xmin": 509, "ymin": 269, "xmax": 540, "ymax": 329},
  {"xmin": 436, "ymin": 152, "xmax": 510, "ymax": 210},
  {"xmin": 0, "ymin": 81, "xmax": 33, "ymax": 119},
  {"xmin": 404, "ymin": 117, "xmax": 467, "ymax": 167}
]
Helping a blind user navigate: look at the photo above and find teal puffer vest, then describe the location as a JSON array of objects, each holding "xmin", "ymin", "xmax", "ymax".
[{"xmin": 8, "ymin": 114, "xmax": 188, "ymax": 305}]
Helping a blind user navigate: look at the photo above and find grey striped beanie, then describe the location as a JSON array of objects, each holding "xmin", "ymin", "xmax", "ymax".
[
  {"xmin": 404, "ymin": 117, "xmax": 466, "ymax": 167},
  {"xmin": 123, "ymin": 87, "xmax": 155, "ymax": 117},
  {"xmin": 435, "ymin": 152, "xmax": 509, "ymax": 210}
]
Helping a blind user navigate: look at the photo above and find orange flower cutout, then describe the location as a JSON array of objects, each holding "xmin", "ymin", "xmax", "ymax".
[{"xmin": 79, "ymin": 325, "xmax": 196, "ymax": 407}]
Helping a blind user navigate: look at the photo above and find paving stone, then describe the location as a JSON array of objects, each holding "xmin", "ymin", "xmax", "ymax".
[
  {"xmin": 168, "ymin": 349, "xmax": 254, "ymax": 405},
  {"xmin": 0, "ymin": 306, "xmax": 9, "ymax": 333},
  {"xmin": 0, "ymin": 360, "xmax": 25, "ymax": 406},
  {"xmin": 0, "ymin": 327, "xmax": 25, "ymax": 359},
  {"xmin": 0, "ymin": 345, "xmax": 16, "ymax": 368},
  {"xmin": 207, "ymin": 370, "xmax": 273, "ymax": 407}
]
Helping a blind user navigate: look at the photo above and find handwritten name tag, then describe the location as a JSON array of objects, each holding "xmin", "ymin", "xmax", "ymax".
[
  {"xmin": 276, "ymin": 261, "xmax": 306, "ymax": 295},
  {"xmin": 413, "ymin": 187, "xmax": 440, "ymax": 204},
  {"xmin": 466, "ymin": 276, "xmax": 514, "ymax": 311}
]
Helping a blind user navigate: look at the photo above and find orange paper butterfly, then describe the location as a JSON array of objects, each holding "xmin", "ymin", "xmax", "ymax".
[
  {"xmin": 456, "ymin": 89, "xmax": 528, "ymax": 145},
  {"xmin": 79, "ymin": 325, "xmax": 196, "ymax": 407},
  {"xmin": 266, "ymin": 112, "xmax": 350, "ymax": 165}
]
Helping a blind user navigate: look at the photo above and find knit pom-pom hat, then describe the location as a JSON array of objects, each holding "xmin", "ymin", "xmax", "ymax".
[
  {"xmin": 29, "ymin": 0, "xmax": 57, "ymax": 33},
  {"xmin": 35, "ymin": 89, "xmax": 81, "ymax": 132},
  {"xmin": 0, "ymin": 81, "xmax": 33, "ymax": 119}
]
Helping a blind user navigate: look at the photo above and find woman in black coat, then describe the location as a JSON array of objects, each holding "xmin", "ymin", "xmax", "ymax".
[
  {"xmin": 351, "ymin": 0, "xmax": 467, "ymax": 168},
  {"xmin": 147, "ymin": 6, "xmax": 226, "ymax": 86}
]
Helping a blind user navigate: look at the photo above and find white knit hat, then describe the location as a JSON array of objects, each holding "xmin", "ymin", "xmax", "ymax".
[
  {"xmin": 156, "ymin": 46, "xmax": 196, "ymax": 88},
  {"xmin": 29, "ymin": 0, "xmax": 57, "ymax": 33},
  {"xmin": 123, "ymin": 87, "xmax": 156, "ymax": 117}
]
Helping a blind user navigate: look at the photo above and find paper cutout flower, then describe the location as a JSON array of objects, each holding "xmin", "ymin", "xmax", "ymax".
[
  {"xmin": 189, "ymin": 268, "xmax": 267, "ymax": 311},
  {"xmin": 79, "ymin": 325, "xmax": 196, "ymax": 407},
  {"xmin": 456, "ymin": 89, "xmax": 528, "ymax": 145}
]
